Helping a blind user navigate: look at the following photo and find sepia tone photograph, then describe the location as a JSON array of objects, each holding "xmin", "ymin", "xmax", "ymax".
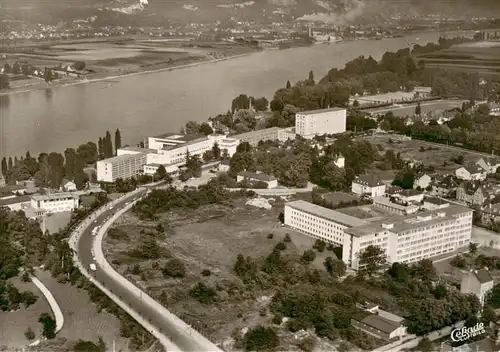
[{"xmin": 1, "ymin": 0, "xmax": 500, "ymax": 351}]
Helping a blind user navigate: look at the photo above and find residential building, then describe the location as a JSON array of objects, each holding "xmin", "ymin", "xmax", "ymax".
[
  {"xmin": 423, "ymin": 196, "xmax": 451, "ymax": 211},
  {"xmin": 295, "ymin": 107, "xmax": 347, "ymax": 139},
  {"xmin": 218, "ymin": 159, "xmax": 231, "ymax": 173},
  {"xmin": 460, "ymin": 268, "xmax": 494, "ymax": 306},
  {"xmin": 60, "ymin": 179, "xmax": 77, "ymax": 192},
  {"xmin": 456, "ymin": 182, "xmax": 488, "ymax": 206},
  {"xmin": 96, "ymin": 152, "xmax": 148, "ymax": 182},
  {"xmin": 351, "ymin": 314, "xmax": 407, "ymax": 340},
  {"xmin": 455, "ymin": 164, "xmax": 487, "ymax": 181},
  {"xmin": 351, "ymin": 175, "xmax": 386, "ymax": 197},
  {"xmin": 30, "ymin": 193, "xmax": 80, "ymax": 213},
  {"xmin": 343, "ymin": 203, "xmax": 472, "ymax": 269},
  {"xmin": 231, "ymin": 127, "xmax": 282, "ymax": 147},
  {"xmin": 481, "ymin": 204, "xmax": 500, "ymax": 224},
  {"xmin": 413, "ymin": 173, "xmax": 431, "ymax": 189},
  {"xmin": 278, "ymin": 127, "xmax": 296, "ymax": 142},
  {"xmin": 433, "ymin": 174, "xmax": 459, "ymax": 196},
  {"xmin": 0, "ymin": 195, "xmax": 31, "ymax": 211},
  {"xmin": 237, "ymin": 171, "xmax": 278, "ymax": 189},
  {"xmin": 372, "ymin": 195, "xmax": 420, "ymax": 216},
  {"xmin": 476, "ymin": 157, "xmax": 500, "ymax": 174},
  {"xmin": 284, "ymin": 200, "xmax": 369, "ymax": 247}
]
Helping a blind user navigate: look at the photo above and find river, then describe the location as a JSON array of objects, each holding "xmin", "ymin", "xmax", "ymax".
[{"xmin": 0, "ymin": 30, "xmax": 476, "ymax": 158}]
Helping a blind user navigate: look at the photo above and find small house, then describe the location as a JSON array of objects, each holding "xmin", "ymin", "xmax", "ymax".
[
  {"xmin": 460, "ymin": 268, "xmax": 494, "ymax": 306},
  {"xmin": 413, "ymin": 173, "xmax": 431, "ymax": 190},
  {"xmin": 476, "ymin": 157, "xmax": 500, "ymax": 174},
  {"xmin": 351, "ymin": 175, "xmax": 386, "ymax": 197},
  {"xmin": 218, "ymin": 159, "xmax": 230, "ymax": 173},
  {"xmin": 455, "ymin": 164, "xmax": 487, "ymax": 181},
  {"xmin": 236, "ymin": 171, "xmax": 278, "ymax": 189},
  {"xmin": 456, "ymin": 182, "xmax": 488, "ymax": 206},
  {"xmin": 61, "ymin": 179, "xmax": 77, "ymax": 192}
]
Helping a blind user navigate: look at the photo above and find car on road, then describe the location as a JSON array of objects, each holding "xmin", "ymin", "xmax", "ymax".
[{"xmin": 90, "ymin": 263, "xmax": 97, "ymax": 271}]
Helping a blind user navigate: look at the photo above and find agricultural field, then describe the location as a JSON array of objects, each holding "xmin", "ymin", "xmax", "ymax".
[
  {"xmin": 359, "ymin": 134, "xmax": 484, "ymax": 176},
  {"xmin": 416, "ymin": 41, "xmax": 500, "ymax": 75}
]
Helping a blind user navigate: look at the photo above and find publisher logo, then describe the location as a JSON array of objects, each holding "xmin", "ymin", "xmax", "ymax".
[{"xmin": 450, "ymin": 323, "xmax": 486, "ymax": 342}]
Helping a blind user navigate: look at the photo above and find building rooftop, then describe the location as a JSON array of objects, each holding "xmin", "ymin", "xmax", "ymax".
[
  {"xmin": 0, "ymin": 195, "xmax": 31, "ymax": 206},
  {"xmin": 346, "ymin": 203, "xmax": 471, "ymax": 237},
  {"xmin": 238, "ymin": 171, "xmax": 277, "ymax": 182},
  {"xmin": 119, "ymin": 146, "xmax": 156, "ymax": 153},
  {"xmin": 152, "ymin": 133, "xmax": 203, "ymax": 143},
  {"xmin": 298, "ymin": 107, "xmax": 346, "ymax": 115},
  {"xmin": 424, "ymin": 196, "xmax": 450, "ymax": 206},
  {"xmin": 360, "ymin": 314, "xmax": 401, "ymax": 335},
  {"xmin": 462, "ymin": 164, "xmax": 485, "ymax": 175},
  {"xmin": 473, "ymin": 268, "xmax": 493, "ymax": 284},
  {"xmin": 285, "ymin": 200, "xmax": 368, "ymax": 228},
  {"xmin": 98, "ymin": 152, "xmax": 148, "ymax": 164},
  {"xmin": 354, "ymin": 174, "xmax": 384, "ymax": 187},
  {"xmin": 162, "ymin": 136, "xmax": 209, "ymax": 151},
  {"xmin": 230, "ymin": 127, "xmax": 282, "ymax": 140},
  {"xmin": 322, "ymin": 191, "xmax": 358, "ymax": 206},
  {"xmin": 31, "ymin": 192, "xmax": 79, "ymax": 201}
]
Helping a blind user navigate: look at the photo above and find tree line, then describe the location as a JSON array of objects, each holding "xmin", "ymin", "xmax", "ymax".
[{"xmin": 1, "ymin": 128, "xmax": 122, "ymax": 189}]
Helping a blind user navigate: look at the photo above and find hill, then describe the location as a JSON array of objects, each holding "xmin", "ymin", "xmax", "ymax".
[{"xmin": 0, "ymin": 0, "xmax": 498, "ymax": 26}]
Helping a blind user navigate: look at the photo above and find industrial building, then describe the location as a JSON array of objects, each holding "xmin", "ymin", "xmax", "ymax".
[
  {"xmin": 284, "ymin": 199, "xmax": 472, "ymax": 270},
  {"xmin": 295, "ymin": 107, "xmax": 347, "ymax": 139}
]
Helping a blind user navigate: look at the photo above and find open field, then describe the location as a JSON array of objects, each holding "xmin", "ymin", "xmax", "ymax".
[
  {"xmin": 104, "ymin": 196, "xmax": 358, "ymax": 350},
  {"xmin": 359, "ymin": 133, "xmax": 482, "ymax": 175},
  {"xmin": 0, "ymin": 277, "xmax": 51, "ymax": 349},
  {"xmin": 365, "ymin": 99, "xmax": 463, "ymax": 117},
  {"xmin": 416, "ymin": 41, "xmax": 500, "ymax": 75}
]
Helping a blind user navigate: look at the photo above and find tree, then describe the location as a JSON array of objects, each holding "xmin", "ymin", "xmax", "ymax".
[
  {"xmin": 114, "ymin": 128, "xmax": 122, "ymax": 153},
  {"xmin": 73, "ymin": 337, "xmax": 107, "ymax": 352},
  {"xmin": 301, "ymin": 249, "xmax": 316, "ymax": 264},
  {"xmin": 308, "ymin": 70, "xmax": 315, "ymax": 85},
  {"xmin": 162, "ymin": 258, "xmax": 186, "ymax": 278},
  {"xmin": 1, "ymin": 157, "xmax": 7, "ymax": 175},
  {"xmin": 211, "ymin": 142, "xmax": 221, "ymax": 160},
  {"xmin": 416, "ymin": 338, "xmax": 434, "ymax": 352},
  {"xmin": 44, "ymin": 68, "xmax": 54, "ymax": 83},
  {"xmin": 155, "ymin": 165, "xmax": 167, "ymax": 180},
  {"xmin": 469, "ymin": 242, "xmax": 478, "ymax": 255},
  {"xmin": 73, "ymin": 61, "xmax": 86, "ymax": 71},
  {"xmin": 8, "ymin": 157, "xmax": 13, "ymax": 170},
  {"xmin": 286, "ymin": 80, "xmax": 291, "ymax": 89},
  {"xmin": 198, "ymin": 122, "xmax": 214, "ymax": 136},
  {"xmin": 415, "ymin": 102, "xmax": 422, "ymax": 115},
  {"xmin": 324, "ymin": 257, "xmax": 346, "ymax": 278},
  {"xmin": 189, "ymin": 282, "xmax": 216, "ymax": 304},
  {"xmin": 358, "ymin": 245, "xmax": 387, "ymax": 276},
  {"xmin": 24, "ymin": 326, "xmax": 35, "ymax": 340},
  {"xmin": 104, "ymin": 131, "xmax": 113, "ymax": 158},
  {"xmin": 38, "ymin": 313, "xmax": 56, "ymax": 339},
  {"xmin": 0, "ymin": 74, "xmax": 10, "ymax": 89},
  {"xmin": 243, "ymin": 326, "xmax": 279, "ymax": 351}
]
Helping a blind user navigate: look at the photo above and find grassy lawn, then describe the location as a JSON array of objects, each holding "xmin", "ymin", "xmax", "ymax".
[{"xmin": 0, "ymin": 277, "xmax": 51, "ymax": 349}]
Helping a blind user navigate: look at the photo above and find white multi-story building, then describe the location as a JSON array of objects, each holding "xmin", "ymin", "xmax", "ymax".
[
  {"xmin": 96, "ymin": 152, "xmax": 148, "ymax": 182},
  {"xmin": 284, "ymin": 200, "xmax": 368, "ymax": 247},
  {"xmin": 295, "ymin": 107, "xmax": 346, "ymax": 139},
  {"xmin": 231, "ymin": 127, "xmax": 283, "ymax": 146},
  {"xmin": 284, "ymin": 199, "xmax": 472, "ymax": 270},
  {"xmin": 30, "ymin": 193, "xmax": 80, "ymax": 213}
]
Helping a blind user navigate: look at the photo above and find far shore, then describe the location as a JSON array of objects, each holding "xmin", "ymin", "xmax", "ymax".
[{"xmin": 0, "ymin": 52, "xmax": 254, "ymax": 97}]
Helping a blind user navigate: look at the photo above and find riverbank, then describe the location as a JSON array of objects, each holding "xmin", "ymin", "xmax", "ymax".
[{"xmin": 0, "ymin": 52, "xmax": 254, "ymax": 97}]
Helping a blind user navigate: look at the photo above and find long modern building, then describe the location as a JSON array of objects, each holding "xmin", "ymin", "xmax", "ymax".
[
  {"xmin": 96, "ymin": 152, "xmax": 148, "ymax": 183},
  {"xmin": 284, "ymin": 199, "xmax": 472, "ymax": 270},
  {"xmin": 295, "ymin": 107, "xmax": 347, "ymax": 139}
]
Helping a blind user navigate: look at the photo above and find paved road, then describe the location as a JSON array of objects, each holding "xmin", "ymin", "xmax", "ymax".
[{"xmin": 76, "ymin": 188, "xmax": 220, "ymax": 351}]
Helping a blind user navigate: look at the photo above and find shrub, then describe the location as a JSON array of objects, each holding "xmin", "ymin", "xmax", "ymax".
[
  {"xmin": 267, "ymin": 233, "xmax": 274, "ymax": 239},
  {"xmin": 24, "ymin": 326, "xmax": 35, "ymax": 340},
  {"xmin": 300, "ymin": 249, "xmax": 316, "ymax": 264},
  {"xmin": 299, "ymin": 337, "xmax": 316, "ymax": 352},
  {"xmin": 272, "ymin": 312, "xmax": 283, "ymax": 325},
  {"xmin": 189, "ymin": 282, "xmax": 217, "ymax": 304},
  {"xmin": 201, "ymin": 269, "xmax": 211, "ymax": 277},
  {"xmin": 38, "ymin": 313, "xmax": 56, "ymax": 339},
  {"xmin": 162, "ymin": 258, "xmax": 186, "ymax": 278},
  {"xmin": 243, "ymin": 326, "xmax": 279, "ymax": 351},
  {"xmin": 275, "ymin": 242, "xmax": 286, "ymax": 251},
  {"xmin": 284, "ymin": 233, "xmax": 291, "ymax": 242}
]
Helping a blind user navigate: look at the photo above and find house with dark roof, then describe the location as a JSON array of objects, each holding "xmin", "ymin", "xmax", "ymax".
[
  {"xmin": 461, "ymin": 268, "xmax": 494, "ymax": 305},
  {"xmin": 455, "ymin": 164, "xmax": 487, "ymax": 181},
  {"xmin": 236, "ymin": 171, "xmax": 278, "ymax": 189},
  {"xmin": 456, "ymin": 182, "xmax": 488, "ymax": 206},
  {"xmin": 351, "ymin": 175, "xmax": 386, "ymax": 197},
  {"xmin": 0, "ymin": 195, "xmax": 31, "ymax": 211},
  {"xmin": 434, "ymin": 174, "xmax": 459, "ymax": 196}
]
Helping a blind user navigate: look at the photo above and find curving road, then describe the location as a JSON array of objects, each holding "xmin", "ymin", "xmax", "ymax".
[{"xmin": 76, "ymin": 188, "xmax": 222, "ymax": 351}]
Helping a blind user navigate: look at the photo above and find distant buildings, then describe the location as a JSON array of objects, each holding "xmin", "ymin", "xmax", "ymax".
[
  {"xmin": 236, "ymin": 171, "xmax": 278, "ymax": 188},
  {"xmin": 461, "ymin": 268, "xmax": 494, "ymax": 306},
  {"xmin": 284, "ymin": 198, "xmax": 472, "ymax": 270},
  {"xmin": 295, "ymin": 107, "xmax": 347, "ymax": 139}
]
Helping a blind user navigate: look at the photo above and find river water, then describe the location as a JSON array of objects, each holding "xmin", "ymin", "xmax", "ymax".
[{"xmin": 0, "ymin": 30, "xmax": 475, "ymax": 158}]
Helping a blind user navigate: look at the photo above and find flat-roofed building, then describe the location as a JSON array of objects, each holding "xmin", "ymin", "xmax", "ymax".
[
  {"xmin": 96, "ymin": 152, "xmax": 148, "ymax": 182},
  {"xmin": 295, "ymin": 107, "xmax": 346, "ymax": 139},
  {"xmin": 30, "ymin": 192, "xmax": 80, "ymax": 213},
  {"xmin": 284, "ymin": 200, "xmax": 368, "ymax": 246},
  {"xmin": 231, "ymin": 127, "xmax": 282, "ymax": 146},
  {"xmin": 0, "ymin": 195, "xmax": 31, "ymax": 211},
  {"xmin": 117, "ymin": 146, "xmax": 156, "ymax": 156},
  {"xmin": 344, "ymin": 203, "xmax": 472, "ymax": 269},
  {"xmin": 284, "ymin": 199, "xmax": 472, "ymax": 270}
]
